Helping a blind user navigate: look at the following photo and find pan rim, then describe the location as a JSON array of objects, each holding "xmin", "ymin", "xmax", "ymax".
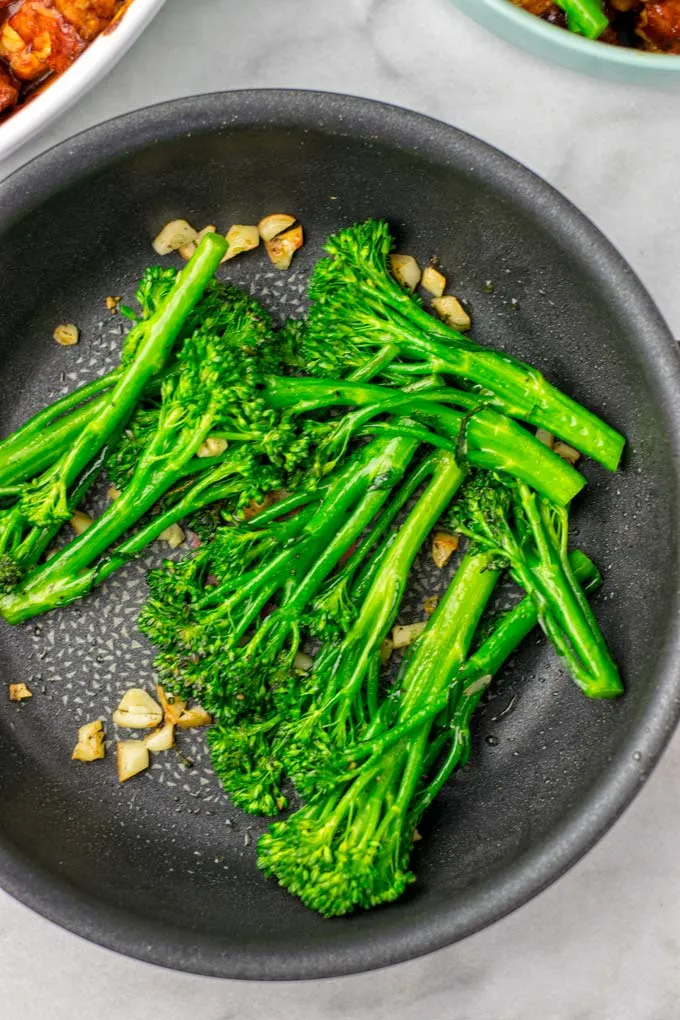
[{"xmin": 0, "ymin": 88, "xmax": 679, "ymax": 981}]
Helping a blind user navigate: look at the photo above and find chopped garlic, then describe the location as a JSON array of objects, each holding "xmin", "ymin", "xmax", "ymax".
[
  {"xmin": 389, "ymin": 254, "xmax": 421, "ymax": 291},
  {"xmin": 152, "ymin": 219, "xmax": 197, "ymax": 256},
  {"xmin": 421, "ymin": 265, "xmax": 446, "ymax": 298},
  {"xmin": 242, "ymin": 492, "xmax": 277, "ymax": 521},
  {"xmin": 423, "ymin": 595, "xmax": 439, "ymax": 616},
  {"xmin": 156, "ymin": 685, "xmax": 187, "ymax": 725},
  {"xmin": 380, "ymin": 637, "xmax": 394, "ymax": 665},
  {"xmin": 9, "ymin": 682, "xmax": 32, "ymax": 702},
  {"xmin": 432, "ymin": 296, "xmax": 471, "ymax": 332},
  {"xmin": 72, "ymin": 719, "xmax": 105, "ymax": 762},
  {"xmin": 535, "ymin": 428, "xmax": 555, "ymax": 450},
  {"xmin": 264, "ymin": 225, "xmax": 304, "ymax": 271},
  {"xmin": 53, "ymin": 323, "xmax": 79, "ymax": 346},
  {"xmin": 197, "ymin": 436, "xmax": 228, "ymax": 459},
  {"xmin": 143, "ymin": 722, "xmax": 175, "ymax": 752},
  {"xmin": 107, "ymin": 485, "xmax": 121, "ymax": 501},
  {"xmin": 178, "ymin": 241, "xmax": 197, "ymax": 260},
  {"xmin": 70, "ymin": 509, "xmax": 94, "ymax": 535},
  {"xmin": 392, "ymin": 621, "xmax": 427, "ymax": 649},
  {"xmin": 158, "ymin": 523, "xmax": 185, "ymax": 549},
  {"xmin": 553, "ymin": 441, "xmax": 581, "ymax": 465},
  {"xmin": 196, "ymin": 225, "xmax": 217, "ymax": 242},
  {"xmin": 222, "ymin": 224, "xmax": 260, "ymax": 262},
  {"xmin": 105, "ymin": 296, "xmax": 121, "ymax": 313},
  {"xmin": 294, "ymin": 651, "xmax": 314, "ymax": 672},
  {"xmin": 176, "ymin": 705, "xmax": 212, "ymax": 729},
  {"xmin": 116, "ymin": 740, "xmax": 149, "ymax": 782},
  {"xmin": 112, "ymin": 688, "xmax": 163, "ymax": 729},
  {"xmin": 258, "ymin": 213, "xmax": 296, "ymax": 242},
  {"xmin": 432, "ymin": 531, "xmax": 459, "ymax": 569}
]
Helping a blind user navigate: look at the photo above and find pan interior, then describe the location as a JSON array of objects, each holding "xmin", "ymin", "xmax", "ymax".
[{"xmin": 0, "ymin": 98, "xmax": 677, "ymax": 979}]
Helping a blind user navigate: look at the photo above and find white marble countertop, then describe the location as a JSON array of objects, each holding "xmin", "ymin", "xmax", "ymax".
[{"xmin": 2, "ymin": 1, "xmax": 680, "ymax": 1017}]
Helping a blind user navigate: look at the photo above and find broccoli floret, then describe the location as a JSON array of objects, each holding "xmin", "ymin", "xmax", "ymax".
[
  {"xmin": 105, "ymin": 408, "xmax": 160, "ymax": 491},
  {"xmin": 0, "ymin": 554, "xmax": 23, "ymax": 594},
  {"xmin": 305, "ymin": 219, "xmax": 624, "ymax": 471},
  {"xmin": 258, "ymin": 549, "xmax": 500, "ymax": 916}
]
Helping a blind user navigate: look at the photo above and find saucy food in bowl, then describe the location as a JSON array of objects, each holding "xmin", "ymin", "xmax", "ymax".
[
  {"xmin": 0, "ymin": 0, "xmax": 126, "ymax": 116},
  {"xmin": 513, "ymin": 0, "xmax": 680, "ymax": 50}
]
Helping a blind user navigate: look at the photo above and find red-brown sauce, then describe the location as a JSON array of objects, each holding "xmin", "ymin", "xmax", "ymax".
[
  {"xmin": 512, "ymin": 0, "xmax": 680, "ymax": 51},
  {"xmin": 0, "ymin": 0, "xmax": 125, "ymax": 118}
]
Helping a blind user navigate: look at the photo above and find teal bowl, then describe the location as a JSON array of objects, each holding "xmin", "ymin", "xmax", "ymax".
[{"xmin": 450, "ymin": 0, "xmax": 680, "ymax": 86}]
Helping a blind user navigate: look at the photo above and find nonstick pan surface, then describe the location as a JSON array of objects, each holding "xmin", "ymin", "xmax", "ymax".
[{"xmin": 0, "ymin": 90, "xmax": 679, "ymax": 980}]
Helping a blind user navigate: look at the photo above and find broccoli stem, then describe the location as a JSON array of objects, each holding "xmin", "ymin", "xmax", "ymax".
[
  {"xmin": 21, "ymin": 470, "xmax": 253, "ymax": 609},
  {"xmin": 312, "ymin": 221, "xmax": 624, "ymax": 470},
  {"xmin": 264, "ymin": 376, "xmax": 584, "ymax": 506},
  {"xmin": 385, "ymin": 312, "xmax": 622, "ymax": 471},
  {"xmin": 243, "ymin": 487, "xmax": 326, "ymax": 527},
  {"xmin": 415, "ymin": 550, "xmax": 605, "ymax": 815},
  {"xmin": 313, "ymin": 451, "xmax": 441, "ymax": 627},
  {"xmin": 282, "ymin": 450, "xmax": 468, "ymax": 796},
  {"xmin": 0, "ymin": 391, "xmax": 112, "ymax": 488},
  {"xmin": 221, "ymin": 434, "xmax": 420, "ymax": 641},
  {"xmin": 258, "ymin": 550, "xmax": 499, "ymax": 916},
  {"xmin": 0, "ymin": 415, "xmax": 130, "ymax": 592},
  {"xmin": 142, "ymin": 434, "xmax": 421, "ymax": 726},
  {"xmin": 18, "ymin": 233, "xmax": 227, "ymax": 529},
  {"xmin": 352, "ymin": 550, "xmax": 601, "ymax": 766},
  {"xmin": 516, "ymin": 484, "xmax": 622, "ymax": 698},
  {"xmin": 0, "ymin": 432, "xmax": 246, "ymax": 624},
  {"xmin": 555, "ymin": 0, "xmax": 608, "ymax": 38},
  {"xmin": 452, "ymin": 474, "xmax": 621, "ymax": 699},
  {"xmin": 0, "ymin": 376, "xmax": 117, "ymax": 486}
]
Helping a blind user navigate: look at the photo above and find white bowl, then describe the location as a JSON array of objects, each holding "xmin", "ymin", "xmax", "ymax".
[{"xmin": 0, "ymin": 0, "xmax": 167, "ymax": 163}]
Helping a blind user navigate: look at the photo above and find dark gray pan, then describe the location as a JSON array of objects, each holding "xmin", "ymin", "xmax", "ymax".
[{"xmin": 0, "ymin": 91, "xmax": 678, "ymax": 981}]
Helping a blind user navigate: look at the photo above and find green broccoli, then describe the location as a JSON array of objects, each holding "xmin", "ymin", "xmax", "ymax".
[
  {"xmin": 257, "ymin": 549, "xmax": 500, "ymax": 916},
  {"xmin": 448, "ymin": 471, "xmax": 622, "ymax": 699},
  {"xmin": 15, "ymin": 233, "xmax": 227, "ymax": 531},
  {"xmin": 305, "ymin": 219, "xmax": 624, "ymax": 470}
]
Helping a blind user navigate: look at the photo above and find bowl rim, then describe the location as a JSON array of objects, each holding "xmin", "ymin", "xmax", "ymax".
[
  {"xmin": 0, "ymin": 0, "xmax": 167, "ymax": 164},
  {"xmin": 0, "ymin": 88, "xmax": 679, "ymax": 980},
  {"xmin": 455, "ymin": 0, "xmax": 680, "ymax": 69}
]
